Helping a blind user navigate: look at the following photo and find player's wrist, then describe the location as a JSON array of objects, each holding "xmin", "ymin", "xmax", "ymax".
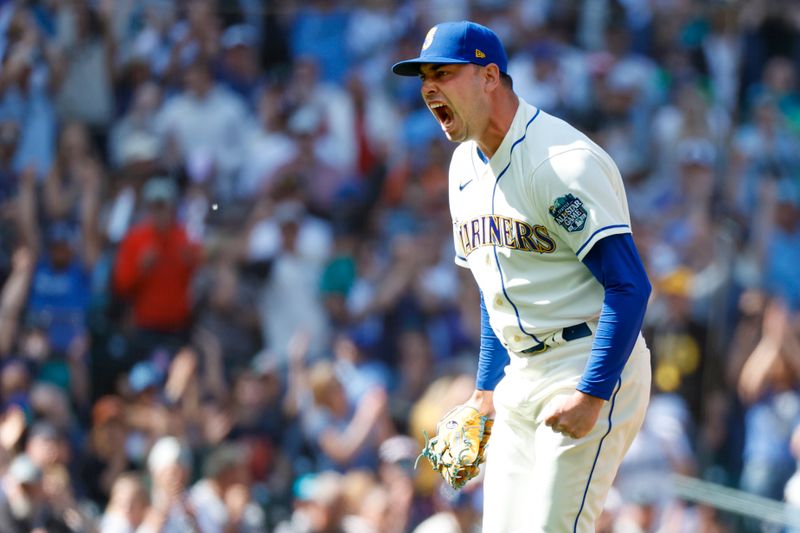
[
  {"xmin": 467, "ymin": 389, "xmax": 495, "ymax": 417},
  {"xmin": 576, "ymin": 389, "xmax": 606, "ymax": 405}
]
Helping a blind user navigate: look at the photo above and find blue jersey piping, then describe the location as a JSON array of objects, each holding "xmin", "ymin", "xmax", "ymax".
[{"xmin": 491, "ymin": 107, "xmax": 542, "ymax": 344}]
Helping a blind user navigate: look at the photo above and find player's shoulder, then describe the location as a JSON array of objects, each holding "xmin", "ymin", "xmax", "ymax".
[
  {"xmin": 525, "ymin": 108, "xmax": 619, "ymax": 183},
  {"xmin": 510, "ymin": 104, "xmax": 589, "ymax": 168},
  {"xmin": 528, "ymin": 108, "xmax": 603, "ymax": 160}
]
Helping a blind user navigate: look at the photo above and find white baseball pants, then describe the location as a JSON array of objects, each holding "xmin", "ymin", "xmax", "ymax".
[{"xmin": 482, "ymin": 333, "xmax": 651, "ymax": 533}]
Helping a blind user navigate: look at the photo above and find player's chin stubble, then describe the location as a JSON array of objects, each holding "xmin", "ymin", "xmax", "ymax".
[{"xmin": 443, "ymin": 118, "xmax": 467, "ymax": 143}]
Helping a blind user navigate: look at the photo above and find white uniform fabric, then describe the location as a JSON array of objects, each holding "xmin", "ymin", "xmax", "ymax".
[
  {"xmin": 449, "ymin": 99, "xmax": 632, "ymax": 353},
  {"xmin": 447, "ymin": 99, "xmax": 650, "ymax": 531},
  {"xmin": 484, "ymin": 335, "xmax": 650, "ymax": 532}
]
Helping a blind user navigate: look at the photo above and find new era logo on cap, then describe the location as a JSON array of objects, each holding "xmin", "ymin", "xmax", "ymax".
[{"xmin": 392, "ymin": 21, "xmax": 508, "ymax": 76}]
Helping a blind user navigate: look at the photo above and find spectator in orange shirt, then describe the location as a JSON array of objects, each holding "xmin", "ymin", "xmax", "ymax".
[{"xmin": 113, "ymin": 177, "xmax": 201, "ymax": 370}]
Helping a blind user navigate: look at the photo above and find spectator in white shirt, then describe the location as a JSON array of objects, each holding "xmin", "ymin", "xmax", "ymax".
[{"xmin": 155, "ymin": 57, "xmax": 248, "ymax": 200}]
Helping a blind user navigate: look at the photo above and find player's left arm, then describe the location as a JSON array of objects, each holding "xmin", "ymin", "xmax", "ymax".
[
  {"xmin": 578, "ymin": 233, "xmax": 651, "ymax": 398},
  {"xmin": 536, "ymin": 148, "xmax": 651, "ymax": 438},
  {"xmin": 543, "ymin": 234, "xmax": 651, "ymax": 438}
]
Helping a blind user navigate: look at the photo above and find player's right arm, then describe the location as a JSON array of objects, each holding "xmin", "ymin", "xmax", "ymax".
[
  {"xmin": 450, "ymin": 216, "xmax": 506, "ymax": 416},
  {"xmin": 464, "ymin": 291, "xmax": 508, "ymax": 417},
  {"xmin": 447, "ymin": 145, "xmax": 506, "ymax": 416}
]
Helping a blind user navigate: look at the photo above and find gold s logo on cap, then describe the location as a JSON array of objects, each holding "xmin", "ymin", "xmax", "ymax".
[
  {"xmin": 422, "ymin": 26, "xmax": 437, "ymax": 51},
  {"xmin": 475, "ymin": 49, "xmax": 486, "ymax": 58}
]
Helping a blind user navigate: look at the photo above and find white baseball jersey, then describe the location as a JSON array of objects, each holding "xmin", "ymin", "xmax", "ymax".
[
  {"xmin": 449, "ymin": 98, "xmax": 632, "ymax": 353},
  {"xmin": 445, "ymin": 98, "xmax": 650, "ymax": 533}
]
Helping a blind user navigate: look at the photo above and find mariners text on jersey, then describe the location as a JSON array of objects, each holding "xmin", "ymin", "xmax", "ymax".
[
  {"xmin": 458, "ymin": 215, "xmax": 556, "ymax": 257},
  {"xmin": 448, "ymin": 98, "xmax": 633, "ymax": 351}
]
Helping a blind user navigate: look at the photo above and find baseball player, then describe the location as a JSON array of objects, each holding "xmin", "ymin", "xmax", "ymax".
[{"xmin": 392, "ymin": 22, "xmax": 652, "ymax": 532}]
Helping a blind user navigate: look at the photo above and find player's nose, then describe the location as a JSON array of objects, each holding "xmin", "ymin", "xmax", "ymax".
[{"xmin": 421, "ymin": 77, "xmax": 438, "ymax": 96}]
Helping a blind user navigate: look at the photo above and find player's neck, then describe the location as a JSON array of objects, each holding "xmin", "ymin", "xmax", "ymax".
[{"xmin": 476, "ymin": 92, "xmax": 519, "ymax": 160}]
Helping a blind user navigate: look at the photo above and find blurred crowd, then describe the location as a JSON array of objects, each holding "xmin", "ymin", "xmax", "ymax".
[{"xmin": 0, "ymin": 0, "xmax": 799, "ymax": 531}]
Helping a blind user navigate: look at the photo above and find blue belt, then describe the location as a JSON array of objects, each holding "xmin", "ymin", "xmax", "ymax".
[{"xmin": 520, "ymin": 322, "xmax": 592, "ymax": 354}]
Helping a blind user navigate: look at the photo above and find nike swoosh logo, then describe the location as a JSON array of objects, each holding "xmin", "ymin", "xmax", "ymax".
[{"xmin": 458, "ymin": 179, "xmax": 473, "ymax": 191}]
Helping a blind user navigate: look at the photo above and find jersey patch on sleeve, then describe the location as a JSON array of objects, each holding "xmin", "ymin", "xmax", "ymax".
[{"xmin": 549, "ymin": 194, "xmax": 588, "ymax": 232}]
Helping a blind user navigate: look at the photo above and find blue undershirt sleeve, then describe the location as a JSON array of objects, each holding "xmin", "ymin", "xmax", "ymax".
[
  {"xmin": 476, "ymin": 291, "xmax": 509, "ymax": 391},
  {"xmin": 578, "ymin": 233, "xmax": 651, "ymax": 400}
]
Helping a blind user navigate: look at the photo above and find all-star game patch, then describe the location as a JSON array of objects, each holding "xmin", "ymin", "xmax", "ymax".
[{"xmin": 549, "ymin": 194, "xmax": 588, "ymax": 232}]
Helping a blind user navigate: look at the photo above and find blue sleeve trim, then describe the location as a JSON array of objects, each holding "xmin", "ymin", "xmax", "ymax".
[
  {"xmin": 456, "ymin": 254, "xmax": 467, "ymax": 261},
  {"xmin": 476, "ymin": 292, "xmax": 509, "ymax": 391},
  {"xmin": 575, "ymin": 224, "xmax": 630, "ymax": 257},
  {"xmin": 578, "ymin": 234, "xmax": 650, "ymax": 400}
]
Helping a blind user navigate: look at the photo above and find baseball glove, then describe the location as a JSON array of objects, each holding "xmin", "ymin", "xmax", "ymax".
[{"xmin": 416, "ymin": 405, "xmax": 493, "ymax": 489}]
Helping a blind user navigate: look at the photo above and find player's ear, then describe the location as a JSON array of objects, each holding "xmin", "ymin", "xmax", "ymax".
[{"xmin": 483, "ymin": 63, "xmax": 501, "ymax": 91}]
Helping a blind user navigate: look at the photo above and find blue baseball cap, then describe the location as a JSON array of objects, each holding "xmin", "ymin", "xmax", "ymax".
[{"xmin": 392, "ymin": 21, "xmax": 508, "ymax": 77}]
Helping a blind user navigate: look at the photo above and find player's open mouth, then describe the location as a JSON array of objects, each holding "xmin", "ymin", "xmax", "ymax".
[{"xmin": 430, "ymin": 102, "xmax": 454, "ymax": 127}]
